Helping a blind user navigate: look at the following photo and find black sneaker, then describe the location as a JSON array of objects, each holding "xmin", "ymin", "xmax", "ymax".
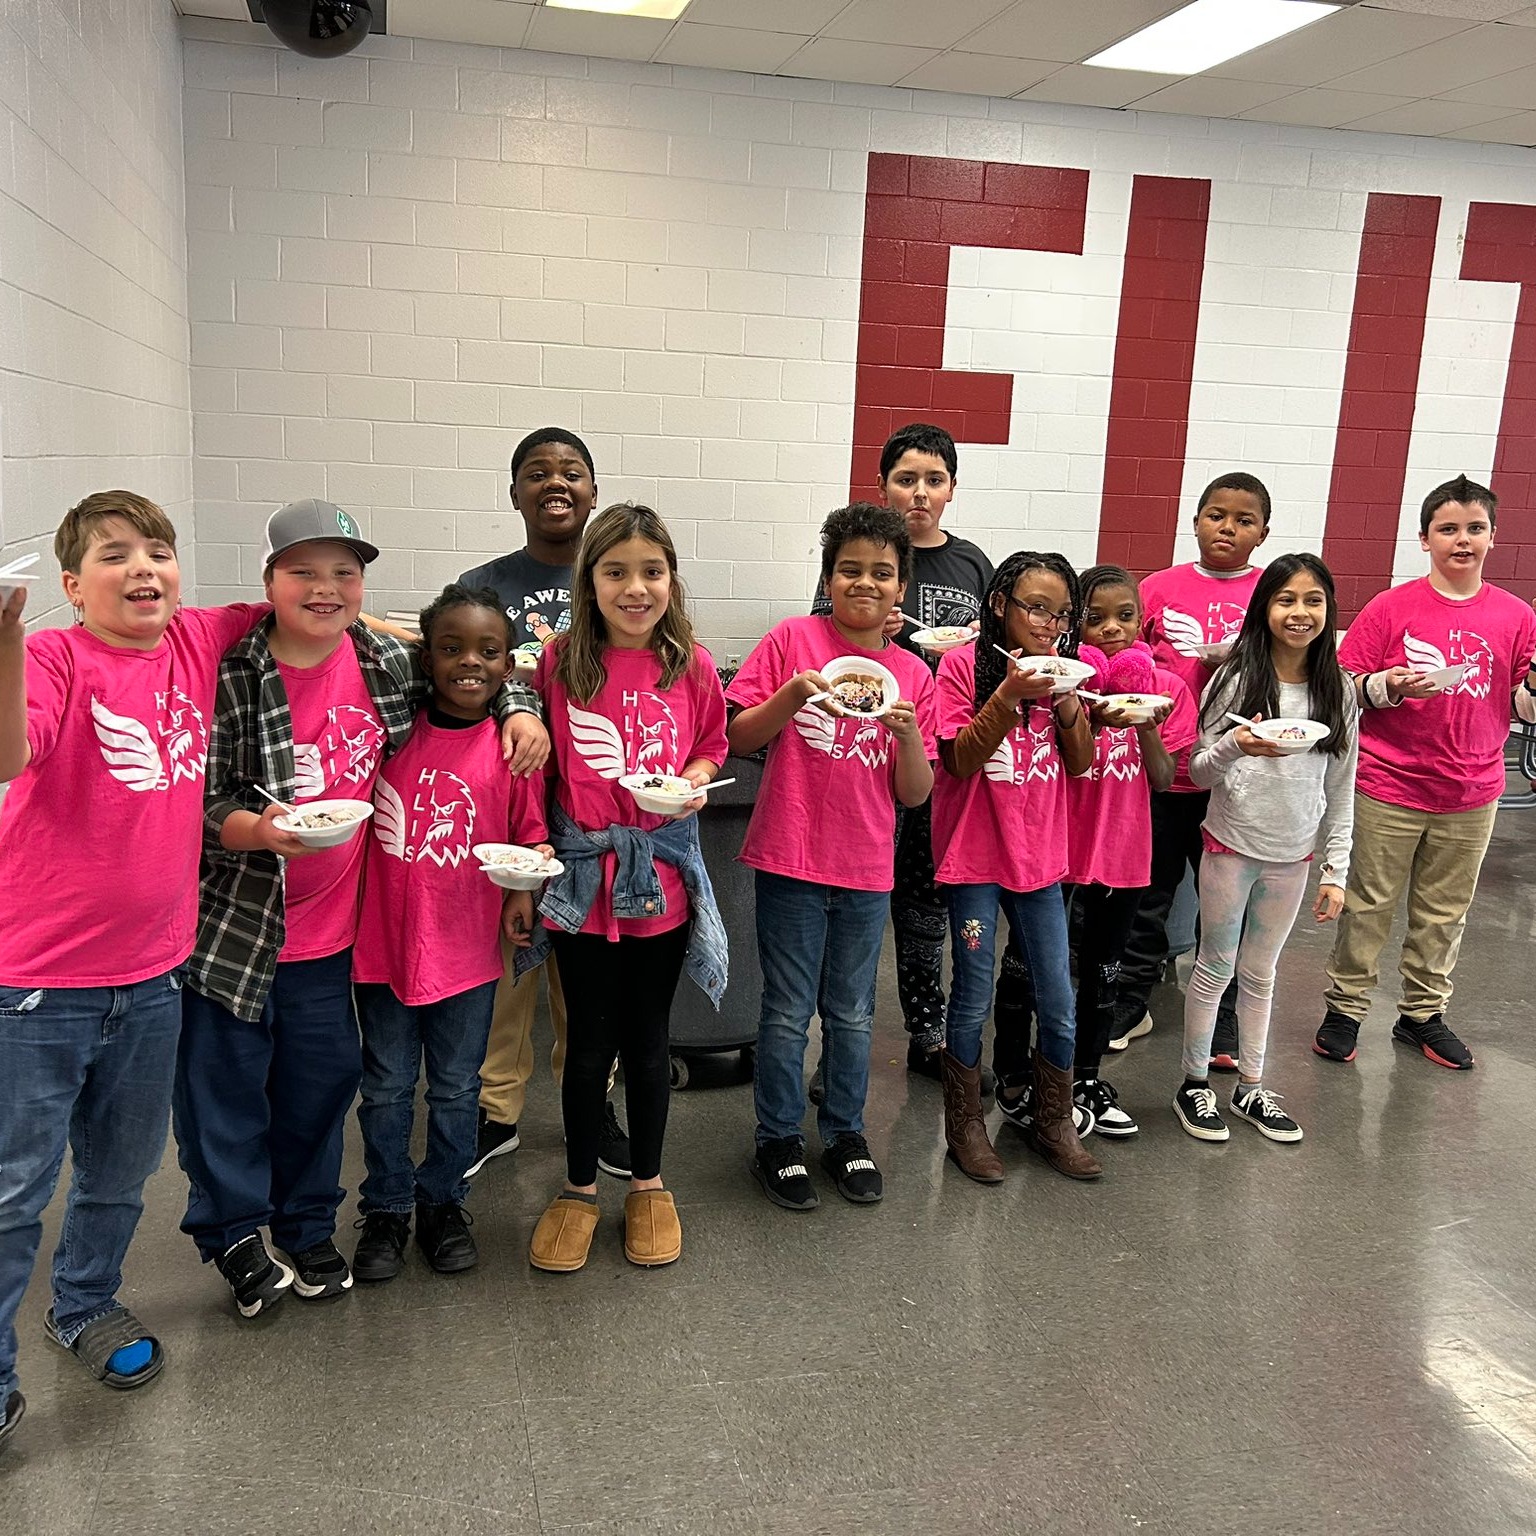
[
  {"xmin": 820, "ymin": 1133, "xmax": 883, "ymax": 1204},
  {"xmin": 1393, "ymin": 1013, "xmax": 1474, "ymax": 1070},
  {"xmin": 1106, "ymin": 1008, "xmax": 1153, "ymax": 1052},
  {"xmin": 997, "ymin": 1083, "xmax": 1095, "ymax": 1137},
  {"xmin": 1313, "ymin": 1010, "xmax": 1360, "ymax": 1063},
  {"xmin": 597, "ymin": 1101, "xmax": 632, "ymax": 1179},
  {"xmin": 0, "ymin": 1389, "xmax": 24, "ymax": 1453},
  {"xmin": 753, "ymin": 1137, "xmax": 819, "ymax": 1211},
  {"xmin": 415, "ymin": 1202, "xmax": 478, "ymax": 1274},
  {"xmin": 1210, "ymin": 1010, "xmax": 1240, "ymax": 1072},
  {"xmin": 1074, "ymin": 1077, "xmax": 1138, "ymax": 1137},
  {"xmin": 1173, "ymin": 1082, "xmax": 1229, "ymax": 1142},
  {"xmin": 216, "ymin": 1233, "xmax": 294, "ymax": 1319},
  {"xmin": 288, "ymin": 1239, "xmax": 353, "ymax": 1300},
  {"xmin": 464, "ymin": 1112, "xmax": 519, "ymax": 1177},
  {"xmin": 1230, "ymin": 1084, "xmax": 1303, "ymax": 1142},
  {"xmin": 352, "ymin": 1211, "xmax": 411, "ymax": 1283},
  {"xmin": 906, "ymin": 1041, "xmax": 941, "ymax": 1081}
]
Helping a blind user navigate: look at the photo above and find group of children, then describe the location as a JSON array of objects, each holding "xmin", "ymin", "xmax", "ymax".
[{"xmin": 2, "ymin": 420, "xmax": 1531, "ymax": 1458}]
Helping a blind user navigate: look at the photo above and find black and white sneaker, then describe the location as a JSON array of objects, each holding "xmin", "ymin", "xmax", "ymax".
[
  {"xmin": 597, "ymin": 1102, "xmax": 632, "ymax": 1179},
  {"xmin": 465, "ymin": 1112, "xmax": 519, "ymax": 1177},
  {"xmin": 1173, "ymin": 1082, "xmax": 1229, "ymax": 1142},
  {"xmin": 1230, "ymin": 1084, "xmax": 1303, "ymax": 1142},
  {"xmin": 1210, "ymin": 1011, "xmax": 1240, "ymax": 1072},
  {"xmin": 1107, "ymin": 1010, "xmax": 1153, "ymax": 1052},
  {"xmin": 287, "ymin": 1240, "xmax": 353, "ymax": 1300},
  {"xmin": 820, "ymin": 1133, "xmax": 883, "ymax": 1204},
  {"xmin": 1393, "ymin": 1013, "xmax": 1475, "ymax": 1071},
  {"xmin": 752, "ymin": 1137, "xmax": 819, "ymax": 1211},
  {"xmin": 216, "ymin": 1233, "xmax": 294, "ymax": 1319},
  {"xmin": 1074, "ymin": 1077, "xmax": 1138, "ymax": 1137},
  {"xmin": 997, "ymin": 1083, "xmax": 1095, "ymax": 1137}
]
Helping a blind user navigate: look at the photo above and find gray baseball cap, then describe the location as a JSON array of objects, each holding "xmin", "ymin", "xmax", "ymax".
[{"xmin": 262, "ymin": 498, "xmax": 379, "ymax": 571}]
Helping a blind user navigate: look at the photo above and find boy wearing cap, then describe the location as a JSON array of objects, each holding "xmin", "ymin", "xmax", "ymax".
[{"xmin": 174, "ymin": 500, "xmax": 545, "ymax": 1319}]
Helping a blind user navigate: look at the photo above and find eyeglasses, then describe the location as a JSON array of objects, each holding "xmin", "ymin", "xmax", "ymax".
[{"xmin": 1005, "ymin": 596, "xmax": 1075, "ymax": 632}]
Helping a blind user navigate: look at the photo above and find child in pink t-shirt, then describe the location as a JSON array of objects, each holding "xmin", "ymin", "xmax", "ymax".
[
  {"xmin": 1112, "ymin": 472, "xmax": 1272, "ymax": 1066},
  {"xmin": 350, "ymin": 585, "xmax": 551, "ymax": 1283},
  {"xmin": 728, "ymin": 504, "xmax": 936, "ymax": 1213},
  {"xmin": 526, "ymin": 504, "xmax": 729, "ymax": 1277},
  {"xmin": 1317, "ymin": 474, "xmax": 1536, "ymax": 1071},
  {"xmin": 0, "ymin": 491, "xmax": 267, "ymax": 1446},
  {"xmin": 932, "ymin": 551, "xmax": 1099, "ymax": 1184}
]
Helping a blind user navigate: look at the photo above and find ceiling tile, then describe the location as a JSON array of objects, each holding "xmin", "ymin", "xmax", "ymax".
[
  {"xmin": 1364, "ymin": 0, "xmax": 1532, "ymax": 16},
  {"xmin": 1501, "ymin": 4, "xmax": 1536, "ymax": 22},
  {"xmin": 1238, "ymin": 87, "xmax": 1416, "ymax": 128},
  {"xmin": 1343, "ymin": 97, "xmax": 1514, "ymax": 132},
  {"xmin": 954, "ymin": 0, "xmax": 1188, "ymax": 65},
  {"xmin": 1017, "ymin": 61, "xmax": 1177, "ymax": 107},
  {"xmin": 821, "ymin": 0, "xmax": 1015, "ymax": 50},
  {"xmin": 524, "ymin": 7, "xmax": 673, "ymax": 61},
  {"xmin": 389, "ymin": 0, "xmax": 534, "ymax": 47},
  {"xmin": 898, "ymin": 50, "xmax": 1058, "ymax": 95},
  {"xmin": 1327, "ymin": 19, "xmax": 1536, "ymax": 94},
  {"xmin": 1210, "ymin": 6, "xmax": 1473, "ymax": 87},
  {"xmin": 679, "ymin": 0, "xmax": 847, "ymax": 27},
  {"xmin": 1439, "ymin": 58, "xmax": 1536, "ymax": 105},
  {"xmin": 1129, "ymin": 76, "xmax": 1296, "ymax": 117},
  {"xmin": 656, "ymin": 22, "xmax": 806, "ymax": 70},
  {"xmin": 1439, "ymin": 108, "xmax": 1536, "ymax": 140},
  {"xmin": 777, "ymin": 35, "xmax": 940, "ymax": 85}
]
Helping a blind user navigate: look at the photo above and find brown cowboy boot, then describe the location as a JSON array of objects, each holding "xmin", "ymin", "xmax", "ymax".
[
  {"xmin": 1025, "ymin": 1050, "xmax": 1102, "ymax": 1180},
  {"xmin": 940, "ymin": 1050, "xmax": 1004, "ymax": 1183}
]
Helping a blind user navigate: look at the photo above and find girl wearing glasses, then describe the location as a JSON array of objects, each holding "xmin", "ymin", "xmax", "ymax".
[{"xmin": 930, "ymin": 552, "xmax": 1101, "ymax": 1183}]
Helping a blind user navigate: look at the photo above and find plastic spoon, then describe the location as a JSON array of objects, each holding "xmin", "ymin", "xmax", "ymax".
[
  {"xmin": 694, "ymin": 778, "xmax": 737, "ymax": 795},
  {"xmin": 1225, "ymin": 711, "xmax": 1261, "ymax": 730},
  {"xmin": 253, "ymin": 783, "xmax": 298, "ymax": 817}
]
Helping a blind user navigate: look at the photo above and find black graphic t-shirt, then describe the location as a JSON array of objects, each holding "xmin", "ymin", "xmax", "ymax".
[
  {"xmin": 812, "ymin": 533, "xmax": 993, "ymax": 669},
  {"xmin": 458, "ymin": 550, "xmax": 572, "ymax": 665}
]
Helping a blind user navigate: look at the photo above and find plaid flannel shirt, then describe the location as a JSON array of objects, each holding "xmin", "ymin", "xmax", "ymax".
[{"xmin": 188, "ymin": 618, "xmax": 539, "ymax": 1021}]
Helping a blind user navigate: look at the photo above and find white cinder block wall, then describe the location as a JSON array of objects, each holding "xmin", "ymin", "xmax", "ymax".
[
  {"xmin": 0, "ymin": 0, "xmax": 192, "ymax": 630},
  {"xmin": 179, "ymin": 16, "xmax": 1536, "ymax": 658}
]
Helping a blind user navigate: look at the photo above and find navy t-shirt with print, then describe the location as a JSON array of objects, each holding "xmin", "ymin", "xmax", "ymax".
[{"xmin": 458, "ymin": 550, "xmax": 572, "ymax": 665}]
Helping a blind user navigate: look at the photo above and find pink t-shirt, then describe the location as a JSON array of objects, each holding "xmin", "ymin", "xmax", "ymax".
[
  {"xmin": 1066, "ymin": 667, "xmax": 1198, "ymax": 888},
  {"xmin": 930, "ymin": 645, "xmax": 1068, "ymax": 893},
  {"xmin": 277, "ymin": 642, "xmax": 387, "ymax": 962},
  {"xmin": 537, "ymin": 642, "xmax": 729, "ymax": 940},
  {"xmin": 1338, "ymin": 576, "xmax": 1536, "ymax": 814},
  {"xmin": 0, "ymin": 604, "xmax": 268, "ymax": 988},
  {"xmin": 353, "ymin": 713, "xmax": 547, "ymax": 1006},
  {"xmin": 726, "ymin": 616, "xmax": 937, "ymax": 893},
  {"xmin": 1141, "ymin": 563, "xmax": 1263, "ymax": 793}
]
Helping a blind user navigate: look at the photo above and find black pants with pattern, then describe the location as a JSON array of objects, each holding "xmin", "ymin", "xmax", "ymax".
[{"xmin": 892, "ymin": 800, "xmax": 947, "ymax": 1052}]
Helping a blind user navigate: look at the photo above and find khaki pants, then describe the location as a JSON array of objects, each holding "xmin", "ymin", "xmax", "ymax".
[
  {"xmin": 1324, "ymin": 792, "xmax": 1498, "ymax": 1024},
  {"xmin": 477, "ymin": 943, "xmax": 569, "ymax": 1127}
]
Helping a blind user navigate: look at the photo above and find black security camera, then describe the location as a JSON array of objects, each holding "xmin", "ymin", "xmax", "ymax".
[{"xmin": 256, "ymin": 1, "xmax": 375, "ymax": 59}]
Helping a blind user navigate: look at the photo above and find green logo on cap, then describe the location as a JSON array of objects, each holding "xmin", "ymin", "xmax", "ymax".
[{"xmin": 336, "ymin": 510, "xmax": 359, "ymax": 538}]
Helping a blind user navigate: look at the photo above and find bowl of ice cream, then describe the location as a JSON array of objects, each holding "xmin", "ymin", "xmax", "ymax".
[
  {"xmin": 620, "ymin": 773, "xmax": 703, "ymax": 816},
  {"xmin": 1097, "ymin": 692, "xmax": 1173, "ymax": 725},
  {"xmin": 1012, "ymin": 655, "xmax": 1096, "ymax": 695},
  {"xmin": 819, "ymin": 656, "xmax": 900, "ymax": 717},
  {"xmin": 910, "ymin": 626, "xmax": 976, "ymax": 657},
  {"xmin": 473, "ymin": 842, "xmax": 564, "ymax": 891},
  {"xmin": 1250, "ymin": 717, "xmax": 1329, "ymax": 755},
  {"xmin": 274, "ymin": 798, "xmax": 375, "ymax": 849}
]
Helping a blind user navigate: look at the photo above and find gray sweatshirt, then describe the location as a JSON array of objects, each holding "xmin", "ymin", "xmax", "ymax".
[{"xmin": 1190, "ymin": 675, "xmax": 1358, "ymax": 886}]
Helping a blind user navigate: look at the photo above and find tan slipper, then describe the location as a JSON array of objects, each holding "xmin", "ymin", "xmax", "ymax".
[
  {"xmin": 623, "ymin": 1189, "xmax": 681, "ymax": 1267},
  {"xmin": 529, "ymin": 1195, "xmax": 599, "ymax": 1272}
]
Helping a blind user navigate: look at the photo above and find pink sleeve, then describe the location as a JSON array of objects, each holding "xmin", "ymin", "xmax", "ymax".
[
  {"xmin": 1510, "ymin": 608, "xmax": 1536, "ymax": 692},
  {"xmin": 1337, "ymin": 596, "xmax": 1386, "ymax": 675},
  {"xmin": 935, "ymin": 648, "xmax": 978, "ymax": 741},
  {"xmin": 23, "ymin": 632, "xmax": 72, "ymax": 765},
  {"xmin": 724, "ymin": 626, "xmax": 787, "ymax": 710},
  {"xmin": 1158, "ymin": 674, "xmax": 1200, "ymax": 754},
  {"xmin": 689, "ymin": 661, "xmax": 731, "ymax": 767},
  {"xmin": 508, "ymin": 769, "xmax": 549, "ymax": 847},
  {"xmin": 913, "ymin": 666, "xmax": 939, "ymax": 761},
  {"xmin": 181, "ymin": 602, "xmax": 271, "ymax": 657}
]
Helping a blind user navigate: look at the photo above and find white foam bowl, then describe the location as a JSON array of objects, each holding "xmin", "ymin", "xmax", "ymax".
[
  {"xmin": 1013, "ymin": 654, "xmax": 1096, "ymax": 695},
  {"xmin": 910, "ymin": 626, "xmax": 976, "ymax": 656},
  {"xmin": 473, "ymin": 842, "xmax": 563, "ymax": 891},
  {"xmin": 275, "ymin": 798, "xmax": 374, "ymax": 849},
  {"xmin": 1098, "ymin": 692, "xmax": 1172, "ymax": 725},
  {"xmin": 1192, "ymin": 641, "xmax": 1233, "ymax": 664},
  {"xmin": 0, "ymin": 573, "xmax": 37, "ymax": 606},
  {"xmin": 821, "ymin": 655, "xmax": 901, "ymax": 717},
  {"xmin": 1422, "ymin": 662, "xmax": 1470, "ymax": 692},
  {"xmin": 620, "ymin": 773, "xmax": 701, "ymax": 816},
  {"xmin": 1250, "ymin": 717, "xmax": 1329, "ymax": 755}
]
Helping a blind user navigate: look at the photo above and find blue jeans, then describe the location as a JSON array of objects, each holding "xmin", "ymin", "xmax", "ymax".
[
  {"xmin": 945, "ymin": 883, "xmax": 1076, "ymax": 1071},
  {"xmin": 355, "ymin": 981, "xmax": 496, "ymax": 1212},
  {"xmin": 0, "ymin": 969, "xmax": 184, "ymax": 1401},
  {"xmin": 753, "ymin": 871, "xmax": 889, "ymax": 1147},
  {"xmin": 172, "ymin": 950, "xmax": 360, "ymax": 1261}
]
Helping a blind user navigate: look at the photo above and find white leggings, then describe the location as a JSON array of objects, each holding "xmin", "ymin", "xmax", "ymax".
[{"xmin": 1182, "ymin": 851, "xmax": 1310, "ymax": 1081}]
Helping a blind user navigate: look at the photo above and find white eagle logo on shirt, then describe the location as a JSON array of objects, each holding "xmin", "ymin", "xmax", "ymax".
[
  {"xmin": 1163, "ymin": 602, "xmax": 1245, "ymax": 658},
  {"xmin": 1094, "ymin": 727, "xmax": 1141, "ymax": 784},
  {"xmin": 1403, "ymin": 629, "xmax": 1492, "ymax": 700},
  {"xmin": 373, "ymin": 769, "xmax": 477, "ymax": 869},
  {"xmin": 793, "ymin": 705, "xmax": 892, "ymax": 770},
  {"xmin": 293, "ymin": 705, "xmax": 385, "ymax": 798},
  {"xmin": 91, "ymin": 689, "xmax": 210, "ymax": 793},
  {"xmin": 983, "ymin": 727, "xmax": 1029, "ymax": 786},
  {"xmin": 568, "ymin": 693, "xmax": 681, "ymax": 779}
]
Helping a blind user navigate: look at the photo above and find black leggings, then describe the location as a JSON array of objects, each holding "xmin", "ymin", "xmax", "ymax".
[
  {"xmin": 892, "ymin": 800, "xmax": 946, "ymax": 1049},
  {"xmin": 550, "ymin": 925, "xmax": 689, "ymax": 1185}
]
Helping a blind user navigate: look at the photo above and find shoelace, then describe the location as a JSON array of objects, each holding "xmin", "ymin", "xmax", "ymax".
[
  {"xmin": 1082, "ymin": 1078, "xmax": 1120, "ymax": 1111},
  {"xmin": 1411, "ymin": 1016, "xmax": 1463, "ymax": 1051},
  {"xmin": 834, "ymin": 1134, "xmax": 874, "ymax": 1170},
  {"xmin": 1237, "ymin": 1087, "xmax": 1288, "ymax": 1120},
  {"xmin": 1186, "ymin": 1085, "xmax": 1221, "ymax": 1118}
]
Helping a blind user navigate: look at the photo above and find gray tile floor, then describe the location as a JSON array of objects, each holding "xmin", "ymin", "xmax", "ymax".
[{"xmin": 7, "ymin": 813, "xmax": 1536, "ymax": 1534}]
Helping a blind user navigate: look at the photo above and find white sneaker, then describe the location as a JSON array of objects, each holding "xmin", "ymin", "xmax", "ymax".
[{"xmin": 1107, "ymin": 1011, "xmax": 1153, "ymax": 1052}]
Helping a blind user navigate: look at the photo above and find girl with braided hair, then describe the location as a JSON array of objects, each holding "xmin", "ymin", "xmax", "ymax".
[{"xmin": 930, "ymin": 552, "xmax": 1101, "ymax": 1182}]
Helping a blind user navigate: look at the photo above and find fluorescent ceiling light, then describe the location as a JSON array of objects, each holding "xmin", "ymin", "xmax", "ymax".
[
  {"xmin": 1085, "ymin": 0, "xmax": 1340, "ymax": 75},
  {"xmin": 544, "ymin": 0, "xmax": 692, "ymax": 17}
]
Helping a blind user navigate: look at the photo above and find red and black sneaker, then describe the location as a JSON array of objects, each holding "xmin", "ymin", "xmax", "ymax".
[
  {"xmin": 1393, "ymin": 1013, "xmax": 1474, "ymax": 1070},
  {"xmin": 1209, "ymin": 1011, "xmax": 1240, "ymax": 1073},
  {"xmin": 1313, "ymin": 1010, "xmax": 1360, "ymax": 1063}
]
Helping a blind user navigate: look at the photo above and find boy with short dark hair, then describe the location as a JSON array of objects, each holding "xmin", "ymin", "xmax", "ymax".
[
  {"xmin": 1316, "ymin": 474, "xmax": 1536, "ymax": 1069},
  {"xmin": 729, "ymin": 503, "xmax": 937, "ymax": 1210}
]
